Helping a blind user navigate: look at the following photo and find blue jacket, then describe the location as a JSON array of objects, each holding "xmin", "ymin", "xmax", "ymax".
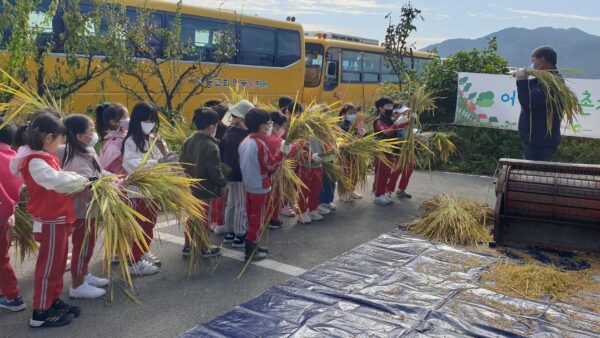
[{"xmin": 516, "ymin": 76, "xmax": 562, "ymax": 147}]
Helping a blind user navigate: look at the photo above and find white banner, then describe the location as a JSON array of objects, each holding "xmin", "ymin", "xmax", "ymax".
[{"xmin": 454, "ymin": 72, "xmax": 600, "ymax": 139}]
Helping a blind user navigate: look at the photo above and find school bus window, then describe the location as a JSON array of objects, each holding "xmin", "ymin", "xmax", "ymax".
[
  {"xmin": 174, "ymin": 15, "xmax": 235, "ymax": 62},
  {"xmin": 341, "ymin": 49, "xmax": 362, "ymax": 83},
  {"xmin": 28, "ymin": 1, "xmax": 60, "ymax": 50},
  {"xmin": 239, "ymin": 25, "xmax": 276, "ymax": 67},
  {"xmin": 324, "ymin": 47, "xmax": 339, "ymax": 91},
  {"xmin": 362, "ymin": 52, "xmax": 380, "ymax": 83},
  {"xmin": 277, "ymin": 29, "xmax": 301, "ymax": 67},
  {"xmin": 129, "ymin": 9, "xmax": 164, "ymax": 57},
  {"xmin": 381, "ymin": 57, "xmax": 399, "ymax": 83},
  {"xmin": 304, "ymin": 43, "xmax": 324, "ymax": 87}
]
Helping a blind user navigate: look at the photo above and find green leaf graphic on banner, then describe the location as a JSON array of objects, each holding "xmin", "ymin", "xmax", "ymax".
[
  {"xmin": 459, "ymin": 77, "xmax": 468, "ymax": 84},
  {"xmin": 476, "ymin": 91, "xmax": 494, "ymax": 107},
  {"xmin": 489, "ymin": 117, "xmax": 499, "ymax": 123},
  {"xmin": 468, "ymin": 93, "xmax": 477, "ymax": 100},
  {"xmin": 464, "ymin": 83, "xmax": 472, "ymax": 92}
]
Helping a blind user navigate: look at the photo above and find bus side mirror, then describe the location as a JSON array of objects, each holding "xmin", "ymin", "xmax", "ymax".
[{"xmin": 327, "ymin": 62, "xmax": 337, "ymax": 76}]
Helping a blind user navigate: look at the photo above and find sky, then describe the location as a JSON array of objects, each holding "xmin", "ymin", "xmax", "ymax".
[{"xmin": 198, "ymin": 0, "xmax": 600, "ymax": 48}]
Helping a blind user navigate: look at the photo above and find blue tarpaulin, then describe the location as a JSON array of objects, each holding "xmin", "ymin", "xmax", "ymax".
[{"xmin": 181, "ymin": 232, "xmax": 600, "ymax": 337}]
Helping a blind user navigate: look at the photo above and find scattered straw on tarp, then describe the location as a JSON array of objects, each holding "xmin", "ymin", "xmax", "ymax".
[{"xmin": 410, "ymin": 194, "xmax": 492, "ymax": 245}]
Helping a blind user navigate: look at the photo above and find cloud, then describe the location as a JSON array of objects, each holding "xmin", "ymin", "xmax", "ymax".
[{"xmin": 506, "ymin": 8, "xmax": 600, "ymax": 21}]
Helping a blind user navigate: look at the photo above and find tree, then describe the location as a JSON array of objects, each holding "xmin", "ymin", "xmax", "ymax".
[
  {"xmin": 422, "ymin": 37, "xmax": 509, "ymax": 124},
  {"xmin": 106, "ymin": 0, "xmax": 237, "ymax": 119},
  {"xmin": 0, "ymin": 0, "xmax": 116, "ymax": 104},
  {"xmin": 382, "ymin": 2, "xmax": 423, "ymax": 86}
]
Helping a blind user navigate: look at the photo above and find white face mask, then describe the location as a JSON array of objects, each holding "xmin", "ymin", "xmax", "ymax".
[
  {"xmin": 141, "ymin": 122, "xmax": 155, "ymax": 135},
  {"xmin": 266, "ymin": 125, "xmax": 273, "ymax": 136},
  {"xmin": 120, "ymin": 118, "xmax": 130, "ymax": 130},
  {"xmin": 84, "ymin": 132, "xmax": 99, "ymax": 147}
]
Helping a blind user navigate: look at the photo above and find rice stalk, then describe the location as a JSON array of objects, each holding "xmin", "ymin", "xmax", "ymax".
[
  {"xmin": 420, "ymin": 193, "xmax": 493, "ymax": 227},
  {"xmin": 12, "ymin": 206, "xmax": 38, "ymax": 262},
  {"xmin": 322, "ymin": 161, "xmax": 352, "ymax": 196},
  {"xmin": 526, "ymin": 70, "xmax": 582, "ymax": 135},
  {"xmin": 286, "ymin": 101, "xmax": 346, "ymax": 146},
  {"xmin": 123, "ymin": 161, "xmax": 210, "ymax": 273},
  {"xmin": 0, "ymin": 68, "xmax": 63, "ymax": 127},
  {"xmin": 410, "ymin": 194, "xmax": 491, "ymax": 245},
  {"xmin": 158, "ymin": 112, "xmax": 192, "ymax": 148},
  {"xmin": 270, "ymin": 157, "xmax": 306, "ymax": 209},
  {"xmin": 86, "ymin": 177, "xmax": 149, "ymax": 289},
  {"xmin": 223, "ymin": 83, "xmax": 259, "ymax": 106}
]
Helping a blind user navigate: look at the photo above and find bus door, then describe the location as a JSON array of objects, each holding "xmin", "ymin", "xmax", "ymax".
[{"xmin": 322, "ymin": 47, "xmax": 340, "ymax": 104}]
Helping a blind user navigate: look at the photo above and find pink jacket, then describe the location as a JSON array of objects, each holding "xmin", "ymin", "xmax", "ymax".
[
  {"xmin": 0, "ymin": 143, "xmax": 23, "ymax": 225},
  {"xmin": 99, "ymin": 130, "xmax": 127, "ymax": 174}
]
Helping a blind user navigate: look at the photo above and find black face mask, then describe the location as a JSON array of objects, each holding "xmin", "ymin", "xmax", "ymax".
[{"xmin": 384, "ymin": 109, "xmax": 394, "ymax": 117}]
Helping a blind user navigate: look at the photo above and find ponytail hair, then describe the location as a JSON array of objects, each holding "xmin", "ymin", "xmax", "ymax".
[
  {"xmin": 62, "ymin": 114, "xmax": 100, "ymax": 172},
  {"xmin": 25, "ymin": 112, "xmax": 66, "ymax": 151},
  {"xmin": 96, "ymin": 102, "xmax": 128, "ymax": 138}
]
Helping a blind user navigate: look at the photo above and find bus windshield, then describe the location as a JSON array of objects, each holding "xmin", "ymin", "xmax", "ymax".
[{"xmin": 304, "ymin": 43, "xmax": 324, "ymax": 87}]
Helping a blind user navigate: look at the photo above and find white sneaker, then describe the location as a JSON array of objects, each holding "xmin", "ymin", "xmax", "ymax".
[
  {"xmin": 309, "ymin": 210, "xmax": 324, "ymax": 221},
  {"xmin": 383, "ymin": 193, "xmax": 394, "ymax": 203},
  {"xmin": 328, "ymin": 203, "xmax": 337, "ymax": 210},
  {"xmin": 69, "ymin": 282, "xmax": 106, "ymax": 299},
  {"xmin": 297, "ymin": 211, "xmax": 312, "ymax": 224},
  {"xmin": 84, "ymin": 274, "xmax": 109, "ymax": 288},
  {"xmin": 375, "ymin": 195, "xmax": 393, "ymax": 205},
  {"xmin": 213, "ymin": 225, "xmax": 227, "ymax": 235},
  {"xmin": 352, "ymin": 191, "xmax": 363, "ymax": 199},
  {"xmin": 130, "ymin": 260, "xmax": 159, "ymax": 276},
  {"xmin": 317, "ymin": 204, "xmax": 331, "ymax": 215}
]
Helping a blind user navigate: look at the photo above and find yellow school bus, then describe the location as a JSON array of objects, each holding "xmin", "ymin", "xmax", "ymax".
[
  {"xmin": 302, "ymin": 32, "xmax": 434, "ymax": 110},
  {"xmin": 3, "ymin": 0, "xmax": 305, "ymax": 117}
]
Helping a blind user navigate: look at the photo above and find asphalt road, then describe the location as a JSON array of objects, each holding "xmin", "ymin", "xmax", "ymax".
[{"xmin": 0, "ymin": 171, "xmax": 495, "ymax": 338}]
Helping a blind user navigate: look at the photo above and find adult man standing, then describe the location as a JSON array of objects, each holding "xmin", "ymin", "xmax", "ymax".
[{"xmin": 514, "ymin": 46, "xmax": 562, "ymax": 161}]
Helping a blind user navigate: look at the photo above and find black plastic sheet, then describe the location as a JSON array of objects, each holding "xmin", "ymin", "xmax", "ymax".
[{"xmin": 181, "ymin": 232, "xmax": 600, "ymax": 338}]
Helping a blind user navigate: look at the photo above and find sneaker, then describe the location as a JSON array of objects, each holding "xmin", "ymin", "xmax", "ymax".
[
  {"xmin": 182, "ymin": 245, "xmax": 190, "ymax": 257},
  {"xmin": 396, "ymin": 190, "xmax": 412, "ymax": 198},
  {"xmin": 375, "ymin": 195, "xmax": 393, "ymax": 205},
  {"xmin": 0, "ymin": 296, "xmax": 26, "ymax": 312},
  {"xmin": 245, "ymin": 240, "xmax": 268, "ymax": 261},
  {"xmin": 309, "ymin": 210, "xmax": 324, "ymax": 221},
  {"xmin": 202, "ymin": 247, "xmax": 222, "ymax": 258},
  {"xmin": 281, "ymin": 205, "xmax": 295, "ymax": 217},
  {"xmin": 317, "ymin": 204, "xmax": 331, "ymax": 215},
  {"xmin": 328, "ymin": 203, "xmax": 337, "ymax": 210},
  {"xmin": 84, "ymin": 274, "xmax": 109, "ymax": 288},
  {"xmin": 130, "ymin": 260, "xmax": 159, "ymax": 276},
  {"xmin": 384, "ymin": 193, "xmax": 394, "ymax": 203},
  {"xmin": 232, "ymin": 235, "xmax": 246, "ymax": 248},
  {"xmin": 223, "ymin": 232, "xmax": 235, "ymax": 243},
  {"xmin": 257, "ymin": 246, "xmax": 269, "ymax": 253},
  {"xmin": 30, "ymin": 308, "xmax": 72, "ymax": 328},
  {"xmin": 352, "ymin": 191, "xmax": 363, "ymax": 199},
  {"xmin": 51, "ymin": 298, "xmax": 80, "ymax": 318},
  {"xmin": 69, "ymin": 283, "xmax": 106, "ymax": 299},
  {"xmin": 142, "ymin": 252, "xmax": 161, "ymax": 267},
  {"xmin": 269, "ymin": 220, "xmax": 283, "ymax": 230},
  {"xmin": 213, "ymin": 225, "xmax": 227, "ymax": 235},
  {"xmin": 111, "ymin": 255, "xmax": 120, "ymax": 264},
  {"xmin": 297, "ymin": 211, "xmax": 312, "ymax": 224}
]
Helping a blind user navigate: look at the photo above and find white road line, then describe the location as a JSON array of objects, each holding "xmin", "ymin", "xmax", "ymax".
[{"xmin": 155, "ymin": 231, "xmax": 307, "ymax": 277}]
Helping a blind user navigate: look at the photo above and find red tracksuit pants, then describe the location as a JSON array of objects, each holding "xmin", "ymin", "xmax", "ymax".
[
  {"xmin": 388, "ymin": 160, "xmax": 414, "ymax": 193},
  {"xmin": 373, "ymin": 154, "xmax": 395, "ymax": 197},
  {"xmin": 132, "ymin": 199, "xmax": 157, "ymax": 263},
  {"xmin": 70, "ymin": 219, "xmax": 97, "ymax": 279},
  {"xmin": 0, "ymin": 221, "xmax": 20, "ymax": 300},
  {"xmin": 246, "ymin": 192, "xmax": 270, "ymax": 243},
  {"xmin": 33, "ymin": 221, "xmax": 70, "ymax": 311},
  {"xmin": 297, "ymin": 166, "xmax": 323, "ymax": 213},
  {"xmin": 211, "ymin": 196, "xmax": 225, "ymax": 226}
]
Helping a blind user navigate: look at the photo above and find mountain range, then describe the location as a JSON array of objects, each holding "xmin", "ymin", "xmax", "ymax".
[{"xmin": 425, "ymin": 27, "xmax": 600, "ymax": 79}]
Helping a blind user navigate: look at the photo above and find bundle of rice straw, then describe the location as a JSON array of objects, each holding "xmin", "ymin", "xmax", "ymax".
[
  {"xmin": 420, "ymin": 193, "xmax": 493, "ymax": 227},
  {"xmin": 158, "ymin": 113, "xmax": 192, "ymax": 149},
  {"xmin": 12, "ymin": 206, "xmax": 38, "ymax": 262},
  {"xmin": 0, "ymin": 68, "xmax": 64, "ymax": 127},
  {"xmin": 481, "ymin": 260, "xmax": 598, "ymax": 304},
  {"xmin": 336, "ymin": 134, "xmax": 402, "ymax": 196},
  {"xmin": 286, "ymin": 102, "xmax": 345, "ymax": 146},
  {"xmin": 410, "ymin": 194, "xmax": 491, "ymax": 245},
  {"xmin": 269, "ymin": 158, "xmax": 306, "ymax": 210},
  {"xmin": 526, "ymin": 70, "xmax": 582, "ymax": 134},
  {"xmin": 223, "ymin": 83, "xmax": 260, "ymax": 106},
  {"xmin": 395, "ymin": 79, "xmax": 456, "ymax": 171},
  {"xmin": 124, "ymin": 161, "xmax": 210, "ymax": 272},
  {"xmin": 86, "ymin": 177, "xmax": 149, "ymax": 288}
]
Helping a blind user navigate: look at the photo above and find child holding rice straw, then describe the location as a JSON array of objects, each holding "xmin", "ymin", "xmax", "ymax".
[
  {"xmin": 97, "ymin": 103, "xmax": 129, "ymax": 174},
  {"xmin": 57, "ymin": 114, "xmax": 111, "ymax": 300},
  {"xmin": 122, "ymin": 102, "xmax": 177, "ymax": 275},
  {"xmin": 0, "ymin": 118, "xmax": 26, "ymax": 313},
  {"xmin": 388, "ymin": 103, "xmax": 414, "ymax": 199},
  {"xmin": 10, "ymin": 112, "xmax": 89, "ymax": 328}
]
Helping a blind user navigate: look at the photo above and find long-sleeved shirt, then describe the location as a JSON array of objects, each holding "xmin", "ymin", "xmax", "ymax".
[
  {"xmin": 99, "ymin": 129, "xmax": 127, "ymax": 174},
  {"xmin": 180, "ymin": 132, "xmax": 227, "ymax": 200},
  {"xmin": 373, "ymin": 114, "xmax": 408, "ymax": 139},
  {"xmin": 239, "ymin": 135, "xmax": 283, "ymax": 194},
  {"xmin": 122, "ymin": 137, "xmax": 166, "ymax": 198},
  {"xmin": 517, "ymin": 76, "xmax": 562, "ymax": 147},
  {"xmin": 220, "ymin": 125, "xmax": 249, "ymax": 182},
  {"xmin": 0, "ymin": 143, "xmax": 23, "ymax": 225}
]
